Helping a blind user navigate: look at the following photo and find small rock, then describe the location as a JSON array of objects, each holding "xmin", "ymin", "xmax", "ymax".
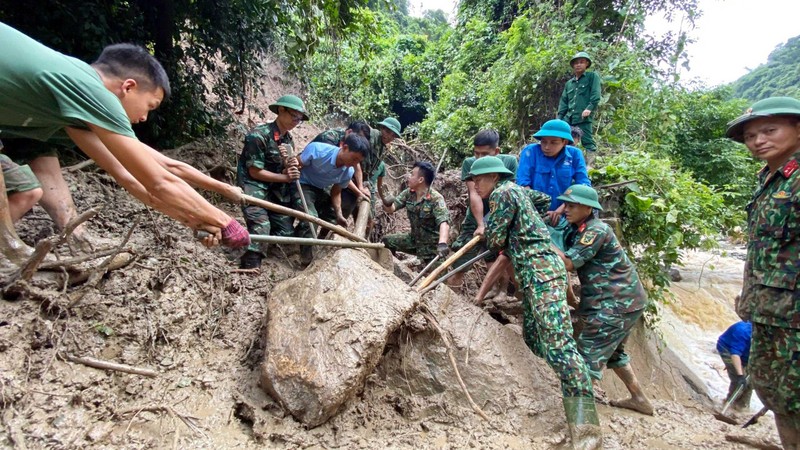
[{"xmin": 669, "ymin": 268, "xmax": 682, "ymax": 282}]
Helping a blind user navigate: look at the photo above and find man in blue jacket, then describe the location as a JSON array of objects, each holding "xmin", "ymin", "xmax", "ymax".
[
  {"xmin": 717, "ymin": 319, "xmax": 753, "ymax": 411},
  {"xmin": 516, "ymin": 119, "xmax": 591, "ymax": 249}
]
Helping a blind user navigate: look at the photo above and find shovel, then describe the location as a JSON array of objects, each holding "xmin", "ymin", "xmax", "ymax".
[
  {"xmin": 741, "ymin": 406, "xmax": 769, "ymax": 428},
  {"xmin": 419, "ymin": 250, "xmax": 492, "ymax": 295},
  {"xmin": 409, "ymin": 255, "xmax": 441, "ymax": 287},
  {"xmin": 713, "ymin": 376, "xmax": 749, "ymax": 425},
  {"xmin": 283, "ymin": 144, "xmax": 317, "ymax": 239},
  {"xmin": 417, "ymin": 235, "xmax": 482, "ymax": 291}
]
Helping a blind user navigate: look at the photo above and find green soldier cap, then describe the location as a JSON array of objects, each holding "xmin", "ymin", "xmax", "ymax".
[
  {"xmin": 726, "ymin": 97, "xmax": 800, "ymax": 143},
  {"xmin": 557, "ymin": 184, "xmax": 603, "ymax": 210},
  {"xmin": 269, "ymin": 95, "xmax": 309, "ymax": 120},
  {"xmin": 570, "ymin": 51, "xmax": 592, "ymax": 68},
  {"xmin": 377, "ymin": 117, "xmax": 402, "ymax": 138},
  {"xmin": 468, "ymin": 155, "xmax": 514, "ymax": 179},
  {"xmin": 533, "ymin": 119, "xmax": 575, "ymax": 144}
]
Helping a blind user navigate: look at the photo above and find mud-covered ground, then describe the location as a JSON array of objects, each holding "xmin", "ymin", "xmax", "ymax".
[{"xmin": 0, "ymin": 136, "xmax": 785, "ymax": 449}]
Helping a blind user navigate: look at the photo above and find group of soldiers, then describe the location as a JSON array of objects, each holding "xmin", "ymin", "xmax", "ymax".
[{"xmin": 1, "ymin": 21, "xmax": 799, "ymax": 450}]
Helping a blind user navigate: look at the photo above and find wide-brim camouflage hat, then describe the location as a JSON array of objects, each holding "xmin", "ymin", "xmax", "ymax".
[
  {"xmin": 468, "ymin": 155, "xmax": 514, "ymax": 179},
  {"xmin": 726, "ymin": 97, "xmax": 800, "ymax": 143},
  {"xmin": 268, "ymin": 95, "xmax": 309, "ymax": 120},
  {"xmin": 557, "ymin": 184, "xmax": 603, "ymax": 210},
  {"xmin": 570, "ymin": 51, "xmax": 592, "ymax": 68},
  {"xmin": 377, "ymin": 117, "xmax": 402, "ymax": 137}
]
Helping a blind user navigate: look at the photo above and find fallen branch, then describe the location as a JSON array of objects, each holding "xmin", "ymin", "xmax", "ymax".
[
  {"xmin": 595, "ymin": 179, "xmax": 639, "ymax": 190},
  {"xmin": 420, "ymin": 306, "xmax": 490, "ymax": 422},
  {"xmin": 64, "ymin": 159, "xmax": 96, "ymax": 172},
  {"xmin": 65, "ymin": 354, "xmax": 158, "ymax": 378}
]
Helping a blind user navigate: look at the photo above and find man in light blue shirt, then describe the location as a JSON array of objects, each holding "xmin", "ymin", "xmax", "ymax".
[{"xmin": 294, "ymin": 133, "xmax": 370, "ymax": 265}]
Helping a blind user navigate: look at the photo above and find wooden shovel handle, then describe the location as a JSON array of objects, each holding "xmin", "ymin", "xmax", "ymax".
[{"xmin": 416, "ymin": 235, "xmax": 482, "ymax": 291}]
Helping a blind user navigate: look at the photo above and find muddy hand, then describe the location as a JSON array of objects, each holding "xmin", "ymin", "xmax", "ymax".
[
  {"xmin": 195, "ymin": 228, "xmax": 221, "ymax": 248},
  {"xmin": 286, "ymin": 165, "xmax": 301, "ymax": 181}
]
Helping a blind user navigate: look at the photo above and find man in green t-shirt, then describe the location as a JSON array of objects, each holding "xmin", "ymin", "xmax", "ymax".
[
  {"xmin": 447, "ymin": 130, "xmax": 518, "ymax": 295},
  {"xmin": 0, "ymin": 23, "xmax": 248, "ymax": 271}
]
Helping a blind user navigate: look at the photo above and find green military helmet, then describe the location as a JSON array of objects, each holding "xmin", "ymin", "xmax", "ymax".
[
  {"xmin": 726, "ymin": 96, "xmax": 800, "ymax": 143},
  {"xmin": 269, "ymin": 95, "xmax": 309, "ymax": 120},
  {"xmin": 570, "ymin": 51, "xmax": 592, "ymax": 68},
  {"xmin": 557, "ymin": 184, "xmax": 603, "ymax": 210},
  {"xmin": 468, "ymin": 155, "xmax": 514, "ymax": 179},
  {"xmin": 533, "ymin": 119, "xmax": 575, "ymax": 144},
  {"xmin": 377, "ymin": 117, "xmax": 402, "ymax": 138}
]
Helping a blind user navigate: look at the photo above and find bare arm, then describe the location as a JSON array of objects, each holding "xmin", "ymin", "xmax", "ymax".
[
  {"xmin": 438, "ymin": 221, "xmax": 450, "ymax": 245},
  {"xmin": 146, "ymin": 147, "xmax": 242, "ymax": 201},
  {"xmin": 476, "ymin": 254, "xmax": 511, "ymax": 303},
  {"xmin": 551, "ymin": 244, "xmax": 575, "ymax": 271},
  {"xmin": 68, "ymin": 126, "xmax": 230, "ymax": 233},
  {"xmin": 466, "ymin": 180, "xmax": 486, "ymax": 234},
  {"xmin": 248, "ymin": 166, "xmax": 292, "ymax": 184},
  {"xmin": 730, "ymin": 354, "xmax": 745, "ymax": 376}
]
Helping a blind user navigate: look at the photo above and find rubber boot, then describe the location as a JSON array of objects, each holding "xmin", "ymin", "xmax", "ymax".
[
  {"xmin": 775, "ymin": 413, "xmax": 800, "ymax": 450},
  {"xmin": 300, "ymin": 245, "xmax": 313, "ymax": 267},
  {"xmin": 563, "ymin": 396, "xmax": 603, "ymax": 450}
]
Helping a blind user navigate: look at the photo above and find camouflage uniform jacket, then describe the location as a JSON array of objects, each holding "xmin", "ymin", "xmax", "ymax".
[
  {"xmin": 361, "ymin": 128, "xmax": 386, "ymax": 188},
  {"xmin": 311, "ymin": 128, "xmax": 345, "ymax": 146},
  {"xmin": 564, "ymin": 217, "xmax": 647, "ymax": 316},
  {"xmin": 393, "ymin": 187, "xmax": 450, "ymax": 247},
  {"xmin": 236, "ymin": 121, "xmax": 294, "ymax": 203},
  {"xmin": 485, "ymin": 180, "xmax": 565, "ymax": 293},
  {"xmin": 741, "ymin": 150, "xmax": 800, "ymax": 329}
]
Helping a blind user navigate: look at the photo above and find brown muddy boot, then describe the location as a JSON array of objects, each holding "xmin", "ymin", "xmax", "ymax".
[{"xmin": 563, "ymin": 396, "xmax": 603, "ymax": 450}]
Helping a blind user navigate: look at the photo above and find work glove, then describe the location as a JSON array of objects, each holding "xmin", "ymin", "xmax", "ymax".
[
  {"xmin": 220, "ymin": 219, "xmax": 251, "ymax": 248},
  {"xmin": 437, "ymin": 242, "xmax": 449, "ymax": 258},
  {"xmin": 732, "ymin": 373, "xmax": 748, "ymax": 392}
]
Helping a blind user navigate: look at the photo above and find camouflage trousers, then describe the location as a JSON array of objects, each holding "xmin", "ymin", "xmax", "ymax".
[
  {"xmin": 522, "ymin": 275, "xmax": 594, "ymax": 398},
  {"xmin": 341, "ymin": 186, "xmax": 377, "ymax": 221},
  {"xmin": 751, "ymin": 323, "xmax": 800, "ymax": 430},
  {"xmin": 575, "ymin": 308, "xmax": 643, "ymax": 380},
  {"xmin": 382, "ymin": 232, "xmax": 437, "ymax": 264},
  {"xmin": 293, "ymin": 184, "xmax": 338, "ymax": 239},
  {"xmin": 241, "ymin": 184, "xmax": 294, "ymax": 255}
]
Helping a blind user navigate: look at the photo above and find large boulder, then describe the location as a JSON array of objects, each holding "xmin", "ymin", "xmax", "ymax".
[
  {"xmin": 379, "ymin": 286, "xmax": 562, "ymax": 419},
  {"xmin": 261, "ymin": 248, "xmax": 419, "ymax": 427}
]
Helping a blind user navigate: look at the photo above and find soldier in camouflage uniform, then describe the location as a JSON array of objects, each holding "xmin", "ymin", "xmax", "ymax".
[
  {"xmin": 381, "ymin": 161, "xmax": 450, "ymax": 264},
  {"xmin": 236, "ymin": 95, "xmax": 308, "ymax": 269},
  {"xmin": 555, "ymin": 184, "xmax": 654, "ymax": 416},
  {"xmin": 312, "ymin": 121, "xmax": 373, "ymax": 219},
  {"xmin": 447, "ymin": 130, "xmax": 518, "ymax": 295},
  {"xmin": 470, "ymin": 156, "xmax": 602, "ymax": 450},
  {"xmin": 726, "ymin": 97, "xmax": 800, "ymax": 449},
  {"xmin": 359, "ymin": 118, "xmax": 401, "ymax": 231}
]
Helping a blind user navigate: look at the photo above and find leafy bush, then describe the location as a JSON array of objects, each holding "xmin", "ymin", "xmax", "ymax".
[{"xmin": 591, "ymin": 150, "xmax": 742, "ymax": 300}]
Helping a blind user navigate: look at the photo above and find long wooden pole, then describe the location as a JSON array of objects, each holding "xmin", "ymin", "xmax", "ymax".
[
  {"xmin": 250, "ymin": 235, "xmax": 384, "ymax": 249},
  {"xmin": 416, "ymin": 235, "xmax": 482, "ymax": 291},
  {"xmin": 285, "ymin": 145, "xmax": 317, "ymax": 239},
  {"xmin": 240, "ymin": 193, "xmax": 367, "ymax": 243}
]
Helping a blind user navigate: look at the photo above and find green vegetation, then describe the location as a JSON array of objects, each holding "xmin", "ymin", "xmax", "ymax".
[
  {"xmin": 731, "ymin": 35, "xmax": 800, "ymax": 101},
  {"xmin": 0, "ymin": 0, "xmax": 779, "ymax": 300}
]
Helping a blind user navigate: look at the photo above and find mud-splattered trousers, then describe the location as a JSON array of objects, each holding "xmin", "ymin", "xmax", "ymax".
[{"xmin": 485, "ymin": 180, "xmax": 593, "ymax": 399}]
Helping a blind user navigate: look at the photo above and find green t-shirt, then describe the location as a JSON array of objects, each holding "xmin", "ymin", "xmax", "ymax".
[
  {"xmin": 460, "ymin": 154, "xmax": 519, "ymax": 229},
  {"xmin": 0, "ymin": 23, "xmax": 135, "ymax": 145}
]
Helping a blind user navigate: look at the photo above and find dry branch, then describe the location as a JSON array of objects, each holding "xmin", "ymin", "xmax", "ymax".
[
  {"xmin": 65, "ymin": 354, "xmax": 158, "ymax": 378},
  {"xmin": 421, "ymin": 306, "xmax": 490, "ymax": 422}
]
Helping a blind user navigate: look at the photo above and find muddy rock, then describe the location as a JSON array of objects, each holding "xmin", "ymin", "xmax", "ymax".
[
  {"xmin": 379, "ymin": 286, "xmax": 561, "ymax": 419},
  {"xmin": 261, "ymin": 248, "xmax": 419, "ymax": 427}
]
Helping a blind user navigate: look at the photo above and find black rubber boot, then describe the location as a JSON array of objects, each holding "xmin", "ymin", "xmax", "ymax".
[
  {"xmin": 563, "ymin": 396, "xmax": 603, "ymax": 450},
  {"xmin": 239, "ymin": 250, "xmax": 263, "ymax": 269},
  {"xmin": 299, "ymin": 246, "xmax": 313, "ymax": 267}
]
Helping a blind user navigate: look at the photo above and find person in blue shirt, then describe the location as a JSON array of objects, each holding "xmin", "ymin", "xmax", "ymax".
[
  {"xmin": 716, "ymin": 318, "xmax": 753, "ymax": 411},
  {"xmin": 516, "ymin": 119, "xmax": 591, "ymax": 249},
  {"xmin": 294, "ymin": 133, "xmax": 370, "ymax": 265}
]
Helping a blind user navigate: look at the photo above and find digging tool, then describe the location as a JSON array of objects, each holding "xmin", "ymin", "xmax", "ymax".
[
  {"xmin": 714, "ymin": 376, "xmax": 750, "ymax": 425},
  {"xmin": 417, "ymin": 235, "xmax": 482, "ymax": 291},
  {"xmin": 419, "ymin": 250, "xmax": 492, "ymax": 295},
  {"xmin": 239, "ymin": 193, "xmax": 367, "ymax": 243},
  {"xmin": 283, "ymin": 144, "xmax": 317, "ymax": 239},
  {"xmin": 409, "ymin": 255, "xmax": 441, "ymax": 287},
  {"xmin": 197, "ymin": 232, "xmax": 384, "ymax": 250},
  {"xmin": 742, "ymin": 406, "xmax": 769, "ymax": 428}
]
